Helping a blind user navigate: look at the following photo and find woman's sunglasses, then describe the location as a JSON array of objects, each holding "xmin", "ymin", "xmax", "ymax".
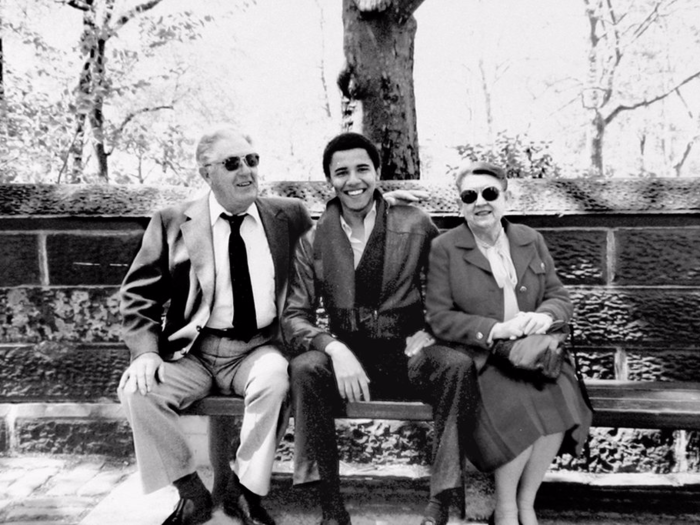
[
  {"xmin": 460, "ymin": 186, "xmax": 501, "ymax": 204},
  {"xmin": 206, "ymin": 154, "xmax": 260, "ymax": 172}
]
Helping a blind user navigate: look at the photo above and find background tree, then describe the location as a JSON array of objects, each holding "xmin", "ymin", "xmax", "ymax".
[
  {"xmin": 581, "ymin": 0, "xmax": 700, "ymax": 176},
  {"xmin": 338, "ymin": 0, "xmax": 426, "ymax": 180},
  {"xmin": 61, "ymin": 0, "xmax": 167, "ymax": 183}
]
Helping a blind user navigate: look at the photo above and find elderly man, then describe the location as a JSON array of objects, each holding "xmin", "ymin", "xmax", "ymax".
[
  {"xmin": 118, "ymin": 126, "xmax": 313, "ymax": 525},
  {"xmin": 281, "ymin": 132, "xmax": 439, "ymax": 525}
]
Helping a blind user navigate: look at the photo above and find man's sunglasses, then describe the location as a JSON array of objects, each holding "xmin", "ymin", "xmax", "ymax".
[
  {"xmin": 206, "ymin": 154, "xmax": 260, "ymax": 172},
  {"xmin": 460, "ymin": 186, "xmax": 501, "ymax": 204}
]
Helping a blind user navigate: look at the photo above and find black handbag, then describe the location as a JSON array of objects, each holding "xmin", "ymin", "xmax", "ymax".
[{"xmin": 491, "ymin": 323, "xmax": 570, "ymax": 382}]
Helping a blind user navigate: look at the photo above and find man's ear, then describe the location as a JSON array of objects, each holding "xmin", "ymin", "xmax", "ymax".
[{"xmin": 199, "ymin": 166, "xmax": 210, "ymax": 184}]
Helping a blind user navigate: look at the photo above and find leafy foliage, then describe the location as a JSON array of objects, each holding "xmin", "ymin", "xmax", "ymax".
[{"xmin": 453, "ymin": 132, "xmax": 561, "ymax": 180}]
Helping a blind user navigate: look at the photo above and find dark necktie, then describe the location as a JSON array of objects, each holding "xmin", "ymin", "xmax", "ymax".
[{"xmin": 222, "ymin": 213, "xmax": 257, "ymax": 341}]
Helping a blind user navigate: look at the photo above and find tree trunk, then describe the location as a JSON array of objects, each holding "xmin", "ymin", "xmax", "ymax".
[
  {"xmin": 339, "ymin": 0, "xmax": 424, "ymax": 180},
  {"xmin": 589, "ymin": 110, "xmax": 605, "ymax": 175},
  {"xmin": 89, "ymin": 31, "xmax": 109, "ymax": 182}
]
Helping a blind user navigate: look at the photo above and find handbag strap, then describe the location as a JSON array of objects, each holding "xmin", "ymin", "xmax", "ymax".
[{"xmin": 569, "ymin": 322, "xmax": 595, "ymax": 413}]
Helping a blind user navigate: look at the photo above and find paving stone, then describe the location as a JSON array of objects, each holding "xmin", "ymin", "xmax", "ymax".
[
  {"xmin": 21, "ymin": 495, "xmax": 92, "ymax": 508},
  {"xmin": 0, "ymin": 457, "xmax": 65, "ymax": 470},
  {"xmin": 77, "ymin": 469, "xmax": 130, "ymax": 497},
  {"xmin": 5, "ymin": 505, "xmax": 84, "ymax": 520},
  {"xmin": 45, "ymin": 462, "xmax": 104, "ymax": 496},
  {"xmin": 5, "ymin": 468, "xmax": 58, "ymax": 498}
]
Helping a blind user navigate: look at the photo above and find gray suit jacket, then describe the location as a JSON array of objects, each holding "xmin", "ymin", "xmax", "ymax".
[{"xmin": 120, "ymin": 193, "xmax": 313, "ymax": 361}]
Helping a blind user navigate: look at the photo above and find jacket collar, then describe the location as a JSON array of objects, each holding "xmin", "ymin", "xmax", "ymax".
[{"xmin": 454, "ymin": 219, "xmax": 539, "ymax": 278}]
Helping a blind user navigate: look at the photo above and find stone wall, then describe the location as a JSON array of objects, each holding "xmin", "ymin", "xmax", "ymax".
[{"xmin": 1, "ymin": 180, "xmax": 699, "ymax": 473}]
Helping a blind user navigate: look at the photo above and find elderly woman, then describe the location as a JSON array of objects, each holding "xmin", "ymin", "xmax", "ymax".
[{"xmin": 417, "ymin": 162, "xmax": 592, "ymax": 525}]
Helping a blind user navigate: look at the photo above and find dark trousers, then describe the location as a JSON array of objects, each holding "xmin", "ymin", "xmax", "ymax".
[
  {"xmin": 407, "ymin": 344, "xmax": 479, "ymax": 497},
  {"xmin": 289, "ymin": 339, "xmax": 413, "ymax": 487}
]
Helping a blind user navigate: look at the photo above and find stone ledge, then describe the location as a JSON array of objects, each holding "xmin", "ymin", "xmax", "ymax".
[{"xmin": 2, "ymin": 179, "xmax": 700, "ymax": 217}]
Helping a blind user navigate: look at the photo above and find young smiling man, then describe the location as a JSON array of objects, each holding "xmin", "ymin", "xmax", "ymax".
[{"xmin": 281, "ymin": 132, "xmax": 439, "ymax": 525}]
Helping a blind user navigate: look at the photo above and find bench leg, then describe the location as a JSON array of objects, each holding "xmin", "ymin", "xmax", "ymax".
[{"xmin": 458, "ymin": 462, "xmax": 468, "ymax": 520}]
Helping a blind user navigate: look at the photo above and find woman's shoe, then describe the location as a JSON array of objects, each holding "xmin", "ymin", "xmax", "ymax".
[
  {"xmin": 419, "ymin": 506, "xmax": 448, "ymax": 525},
  {"xmin": 419, "ymin": 515, "xmax": 447, "ymax": 525}
]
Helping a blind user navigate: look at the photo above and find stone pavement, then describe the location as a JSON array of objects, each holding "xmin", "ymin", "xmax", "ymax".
[
  {"xmin": 3, "ymin": 454, "xmax": 700, "ymax": 525},
  {"xmin": 0, "ymin": 454, "xmax": 135, "ymax": 525}
]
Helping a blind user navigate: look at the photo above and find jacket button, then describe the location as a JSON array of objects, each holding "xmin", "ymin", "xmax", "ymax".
[
  {"xmin": 519, "ymin": 286, "xmax": 527, "ymax": 292},
  {"xmin": 476, "ymin": 332, "xmax": 484, "ymax": 340}
]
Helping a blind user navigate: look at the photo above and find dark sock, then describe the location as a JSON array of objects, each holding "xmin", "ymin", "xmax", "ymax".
[
  {"xmin": 173, "ymin": 472, "xmax": 209, "ymax": 502},
  {"xmin": 319, "ymin": 481, "xmax": 346, "ymax": 517},
  {"xmin": 240, "ymin": 481, "xmax": 261, "ymax": 505}
]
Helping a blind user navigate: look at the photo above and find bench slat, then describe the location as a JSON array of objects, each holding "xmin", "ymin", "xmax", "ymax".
[{"xmin": 181, "ymin": 381, "xmax": 700, "ymax": 430}]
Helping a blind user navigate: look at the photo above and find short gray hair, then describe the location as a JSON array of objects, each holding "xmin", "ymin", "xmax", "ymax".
[{"xmin": 195, "ymin": 126, "xmax": 254, "ymax": 167}]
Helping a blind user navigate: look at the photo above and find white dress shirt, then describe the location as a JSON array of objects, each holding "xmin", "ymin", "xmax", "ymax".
[
  {"xmin": 339, "ymin": 203, "xmax": 377, "ymax": 269},
  {"xmin": 206, "ymin": 192, "xmax": 277, "ymax": 330}
]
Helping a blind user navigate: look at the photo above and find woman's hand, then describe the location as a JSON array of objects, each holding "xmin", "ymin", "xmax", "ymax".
[
  {"xmin": 516, "ymin": 311, "xmax": 554, "ymax": 335},
  {"xmin": 491, "ymin": 317, "xmax": 526, "ymax": 340},
  {"xmin": 404, "ymin": 329, "xmax": 436, "ymax": 357}
]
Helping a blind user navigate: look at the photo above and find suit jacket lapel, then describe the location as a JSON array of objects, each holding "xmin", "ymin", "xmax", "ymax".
[
  {"xmin": 256, "ymin": 198, "xmax": 289, "ymax": 307},
  {"xmin": 181, "ymin": 196, "xmax": 215, "ymax": 307}
]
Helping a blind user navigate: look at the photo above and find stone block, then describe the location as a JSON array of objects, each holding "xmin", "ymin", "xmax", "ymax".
[
  {"xmin": 580, "ymin": 427, "xmax": 676, "ymax": 474},
  {"xmin": 570, "ymin": 289, "xmax": 700, "ymax": 346},
  {"xmin": 626, "ymin": 350, "xmax": 700, "ymax": 382},
  {"xmin": 47, "ymin": 233, "xmax": 142, "ymax": 285},
  {"xmin": 0, "ymin": 411, "xmax": 7, "ymax": 453},
  {"xmin": 540, "ymin": 229, "xmax": 607, "ymax": 285},
  {"xmin": 0, "ymin": 287, "xmax": 122, "ymax": 343},
  {"xmin": 0, "ymin": 344, "xmax": 127, "ymax": 402},
  {"xmin": 615, "ymin": 228, "xmax": 700, "ymax": 285},
  {"xmin": 0, "ymin": 234, "xmax": 41, "ymax": 286},
  {"xmin": 16, "ymin": 418, "xmax": 134, "ymax": 457},
  {"xmin": 574, "ymin": 348, "xmax": 617, "ymax": 380}
]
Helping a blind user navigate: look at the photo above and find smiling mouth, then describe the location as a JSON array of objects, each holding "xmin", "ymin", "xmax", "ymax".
[
  {"xmin": 345, "ymin": 188, "xmax": 365, "ymax": 196},
  {"xmin": 236, "ymin": 181, "xmax": 253, "ymax": 188}
]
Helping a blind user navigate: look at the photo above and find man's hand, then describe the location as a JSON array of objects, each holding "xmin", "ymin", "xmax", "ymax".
[
  {"xmin": 118, "ymin": 353, "xmax": 165, "ymax": 396},
  {"xmin": 404, "ymin": 329, "xmax": 435, "ymax": 357},
  {"xmin": 324, "ymin": 341, "xmax": 371, "ymax": 402},
  {"xmin": 383, "ymin": 189, "xmax": 430, "ymax": 207}
]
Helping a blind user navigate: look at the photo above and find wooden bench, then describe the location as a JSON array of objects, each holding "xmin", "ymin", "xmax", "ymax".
[
  {"xmin": 183, "ymin": 379, "xmax": 700, "ymax": 429},
  {"xmin": 184, "ymin": 379, "xmax": 700, "ymax": 520}
]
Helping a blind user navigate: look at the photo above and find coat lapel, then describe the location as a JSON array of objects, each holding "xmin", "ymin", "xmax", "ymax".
[
  {"xmin": 181, "ymin": 196, "xmax": 215, "ymax": 308},
  {"xmin": 454, "ymin": 222, "xmax": 492, "ymax": 274},
  {"xmin": 505, "ymin": 222, "xmax": 538, "ymax": 284}
]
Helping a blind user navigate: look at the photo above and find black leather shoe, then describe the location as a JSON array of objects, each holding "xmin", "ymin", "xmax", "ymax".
[
  {"xmin": 223, "ymin": 492, "xmax": 276, "ymax": 525},
  {"xmin": 161, "ymin": 494, "xmax": 212, "ymax": 525}
]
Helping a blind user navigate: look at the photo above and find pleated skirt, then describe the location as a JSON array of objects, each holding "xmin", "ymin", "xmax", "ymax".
[{"xmin": 465, "ymin": 355, "xmax": 593, "ymax": 473}]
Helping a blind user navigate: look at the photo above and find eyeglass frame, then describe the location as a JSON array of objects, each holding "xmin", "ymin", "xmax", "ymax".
[
  {"xmin": 204, "ymin": 153, "xmax": 260, "ymax": 172},
  {"xmin": 459, "ymin": 186, "xmax": 502, "ymax": 204}
]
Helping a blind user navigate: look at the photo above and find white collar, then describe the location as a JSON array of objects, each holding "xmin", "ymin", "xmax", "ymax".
[{"xmin": 208, "ymin": 191, "xmax": 261, "ymax": 226}]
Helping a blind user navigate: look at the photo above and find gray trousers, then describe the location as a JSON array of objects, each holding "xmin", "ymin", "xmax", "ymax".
[{"xmin": 119, "ymin": 332, "xmax": 289, "ymax": 496}]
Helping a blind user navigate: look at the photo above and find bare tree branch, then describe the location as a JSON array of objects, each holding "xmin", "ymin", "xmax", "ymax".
[
  {"xmin": 107, "ymin": 104, "xmax": 174, "ymax": 155},
  {"xmin": 112, "ymin": 0, "xmax": 164, "ymax": 31},
  {"xmin": 605, "ymin": 69, "xmax": 700, "ymax": 124}
]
